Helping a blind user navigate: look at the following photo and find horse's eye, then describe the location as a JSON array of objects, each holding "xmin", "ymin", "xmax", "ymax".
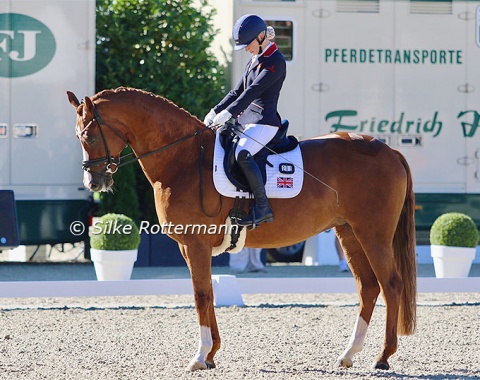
[
  {"xmin": 84, "ymin": 134, "xmax": 97, "ymax": 145},
  {"xmin": 80, "ymin": 130, "xmax": 96, "ymax": 146}
]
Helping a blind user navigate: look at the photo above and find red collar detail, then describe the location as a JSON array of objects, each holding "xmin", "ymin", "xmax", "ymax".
[{"xmin": 263, "ymin": 43, "xmax": 278, "ymax": 58}]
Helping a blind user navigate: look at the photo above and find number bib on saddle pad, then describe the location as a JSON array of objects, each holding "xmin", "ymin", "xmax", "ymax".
[{"xmin": 213, "ymin": 125, "xmax": 304, "ymax": 199}]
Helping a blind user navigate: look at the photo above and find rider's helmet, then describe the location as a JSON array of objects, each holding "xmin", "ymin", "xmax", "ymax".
[{"xmin": 233, "ymin": 14, "xmax": 267, "ymax": 51}]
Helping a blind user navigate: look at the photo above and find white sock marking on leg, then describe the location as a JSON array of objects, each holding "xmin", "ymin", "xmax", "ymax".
[
  {"xmin": 340, "ymin": 315, "xmax": 368, "ymax": 361},
  {"xmin": 193, "ymin": 325, "xmax": 213, "ymax": 364}
]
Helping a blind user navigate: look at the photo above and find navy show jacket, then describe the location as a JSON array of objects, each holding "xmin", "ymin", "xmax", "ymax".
[{"xmin": 213, "ymin": 43, "xmax": 286, "ymax": 127}]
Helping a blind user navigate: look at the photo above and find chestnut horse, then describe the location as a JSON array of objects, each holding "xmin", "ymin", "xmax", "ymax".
[{"xmin": 67, "ymin": 87, "xmax": 416, "ymax": 371}]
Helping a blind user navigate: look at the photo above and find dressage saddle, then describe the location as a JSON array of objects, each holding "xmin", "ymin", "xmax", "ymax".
[{"xmin": 218, "ymin": 121, "xmax": 298, "ymax": 193}]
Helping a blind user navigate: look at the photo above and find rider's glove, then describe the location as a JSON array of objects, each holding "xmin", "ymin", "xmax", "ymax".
[
  {"xmin": 203, "ymin": 109, "xmax": 216, "ymax": 126},
  {"xmin": 211, "ymin": 110, "xmax": 232, "ymax": 129}
]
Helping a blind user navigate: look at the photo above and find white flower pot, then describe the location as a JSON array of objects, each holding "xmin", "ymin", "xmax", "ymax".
[
  {"xmin": 90, "ymin": 249, "xmax": 138, "ymax": 281},
  {"xmin": 430, "ymin": 245, "xmax": 476, "ymax": 278}
]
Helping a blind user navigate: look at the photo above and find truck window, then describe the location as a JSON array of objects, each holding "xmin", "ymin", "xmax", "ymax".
[
  {"xmin": 337, "ymin": 0, "xmax": 379, "ymax": 13},
  {"xmin": 265, "ymin": 20, "xmax": 293, "ymax": 61},
  {"xmin": 410, "ymin": 0, "xmax": 452, "ymax": 15}
]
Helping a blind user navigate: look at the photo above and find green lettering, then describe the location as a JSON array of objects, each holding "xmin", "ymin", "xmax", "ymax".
[
  {"xmin": 394, "ymin": 50, "xmax": 402, "ymax": 63},
  {"xmin": 405, "ymin": 121, "xmax": 414, "ymax": 134},
  {"xmin": 378, "ymin": 120, "xmax": 388, "ymax": 133},
  {"xmin": 439, "ymin": 50, "xmax": 446, "ymax": 64},
  {"xmin": 385, "ymin": 49, "xmax": 392, "ymax": 63},
  {"xmin": 413, "ymin": 50, "xmax": 420, "ymax": 64},
  {"xmin": 377, "ymin": 49, "xmax": 383, "ymax": 63},
  {"xmin": 325, "ymin": 110, "xmax": 358, "ymax": 132},
  {"xmin": 359, "ymin": 120, "xmax": 368, "ymax": 132},
  {"xmin": 350, "ymin": 49, "xmax": 357, "ymax": 63},
  {"xmin": 359, "ymin": 49, "xmax": 366, "ymax": 63},
  {"xmin": 423, "ymin": 112, "xmax": 442, "ymax": 137},
  {"xmin": 325, "ymin": 48, "xmax": 332, "ymax": 62},
  {"xmin": 456, "ymin": 50, "xmax": 462, "ymax": 64},
  {"xmin": 390, "ymin": 113, "xmax": 404, "ymax": 133},
  {"xmin": 457, "ymin": 110, "xmax": 480, "ymax": 137}
]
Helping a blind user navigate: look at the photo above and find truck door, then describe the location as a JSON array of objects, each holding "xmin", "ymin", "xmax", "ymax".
[
  {"xmin": 317, "ymin": 0, "xmax": 395, "ymax": 139},
  {"xmin": 8, "ymin": 0, "xmax": 94, "ymax": 195},
  {"xmin": 394, "ymin": 1, "xmax": 468, "ymax": 193}
]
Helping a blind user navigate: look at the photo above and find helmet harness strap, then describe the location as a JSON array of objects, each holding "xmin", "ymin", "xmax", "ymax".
[{"xmin": 256, "ymin": 30, "xmax": 267, "ymax": 54}]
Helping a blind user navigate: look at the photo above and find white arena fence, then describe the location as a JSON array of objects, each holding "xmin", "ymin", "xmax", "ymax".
[{"xmin": 0, "ymin": 276, "xmax": 478, "ymax": 307}]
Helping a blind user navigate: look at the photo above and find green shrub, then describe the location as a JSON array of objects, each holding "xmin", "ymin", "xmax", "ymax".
[
  {"xmin": 90, "ymin": 213, "xmax": 141, "ymax": 250},
  {"xmin": 430, "ymin": 212, "xmax": 479, "ymax": 248}
]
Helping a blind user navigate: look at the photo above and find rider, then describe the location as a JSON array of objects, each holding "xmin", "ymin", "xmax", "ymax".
[{"xmin": 204, "ymin": 14, "xmax": 287, "ymax": 227}]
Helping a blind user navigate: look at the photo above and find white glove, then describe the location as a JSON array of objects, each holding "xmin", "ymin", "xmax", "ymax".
[
  {"xmin": 212, "ymin": 109, "xmax": 232, "ymax": 127},
  {"xmin": 203, "ymin": 109, "xmax": 216, "ymax": 125}
]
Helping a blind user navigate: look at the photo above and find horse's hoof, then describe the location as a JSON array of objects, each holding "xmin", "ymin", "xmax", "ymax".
[
  {"xmin": 185, "ymin": 360, "xmax": 207, "ymax": 372},
  {"xmin": 206, "ymin": 360, "xmax": 216, "ymax": 369},
  {"xmin": 373, "ymin": 361, "xmax": 390, "ymax": 370},
  {"xmin": 336, "ymin": 357, "xmax": 353, "ymax": 368}
]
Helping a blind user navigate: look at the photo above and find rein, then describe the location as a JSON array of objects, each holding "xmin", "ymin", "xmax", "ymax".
[
  {"xmin": 82, "ymin": 104, "xmax": 210, "ymax": 173},
  {"xmin": 81, "ymin": 103, "xmax": 221, "ymax": 217}
]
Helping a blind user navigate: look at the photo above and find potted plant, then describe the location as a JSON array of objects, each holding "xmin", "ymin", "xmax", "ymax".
[
  {"xmin": 430, "ymin": 212, "xmax": 479, "ymax": 278},
  {"xmin": 89, "ymin": 213, "xmax": 141, "ymax": 281}
]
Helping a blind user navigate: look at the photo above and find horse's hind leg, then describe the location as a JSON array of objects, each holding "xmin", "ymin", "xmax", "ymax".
[
  {"xmin": 351, "ymin": 227, "xmax": 404, "ymax": 370},
  {"xmin": 334, "ymin": 224, "xmax": 380, "ymax": 368}
]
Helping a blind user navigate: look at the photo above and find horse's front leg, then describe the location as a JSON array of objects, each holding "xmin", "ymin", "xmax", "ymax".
[{"xmin": 179, "ymin": 243, "xmax": 220, "ymax": 372}]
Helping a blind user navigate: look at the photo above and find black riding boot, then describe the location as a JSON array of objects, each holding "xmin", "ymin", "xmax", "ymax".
[{"xmin": 237, "ymin": 150, "xmax": 273, "ymax": 227}]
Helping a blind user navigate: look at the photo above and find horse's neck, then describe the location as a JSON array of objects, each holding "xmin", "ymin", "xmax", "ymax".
[{"xmin": 126, "ymin": 105, "xmax": 213, "ymax": 187}]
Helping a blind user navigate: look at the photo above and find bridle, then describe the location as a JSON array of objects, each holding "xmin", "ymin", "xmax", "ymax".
[
  {"xmin": 79, "ymin": 102, "xmax": 210, "ymax": 177},
  {"xmin": 79, "ymin": 104, "xmax": 125, "ymax": 176},
  {"xmin": 78, "ymin": 101, "xmax": 221, "ymax": 216}
]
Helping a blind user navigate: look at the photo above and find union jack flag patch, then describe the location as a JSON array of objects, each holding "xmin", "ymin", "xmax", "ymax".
[{"xmin": 277, "ymin": 177, "xmax": 294, "ymax": 188}]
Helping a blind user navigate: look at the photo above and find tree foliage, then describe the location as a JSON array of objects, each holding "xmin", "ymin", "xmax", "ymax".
[
  {"xmin": 95, "ymin": 0, "xmax": 227, "ymax": 222},
  {"xmin": 96, "ymin": 0, "xmax": 226, "ymax": 116}
]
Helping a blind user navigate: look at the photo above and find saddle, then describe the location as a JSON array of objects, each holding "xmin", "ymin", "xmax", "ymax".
[{"xmin": 218, "ymin": 121, "xmax": 298, "ymax": 193}]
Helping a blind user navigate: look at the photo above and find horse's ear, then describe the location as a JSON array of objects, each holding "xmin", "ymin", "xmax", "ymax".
[
  {"xmin": 67, "ymin": 91, "xmax": 80, "ymax": 108},
  {"xmin": 84, "ymin": 96, "xmax": 95, "ymax": 114}
]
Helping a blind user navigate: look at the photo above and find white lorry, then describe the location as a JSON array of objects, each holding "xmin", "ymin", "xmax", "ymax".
[
  {"xmin": 0, "ymin": 0, "xmax": 95, "ymax": 247},
  {"xmin": 225, "ymin": 0, "xmax": 480, "ymax": 254}
]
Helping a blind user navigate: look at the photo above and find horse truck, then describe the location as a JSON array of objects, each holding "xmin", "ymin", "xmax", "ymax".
[
  {"xmin": 225, "ymin": 0, "xmax": 480, "ymax": 262},
  {"xmin": 0, "ymin": 0, "xmax": 95, "ymax": 256}
]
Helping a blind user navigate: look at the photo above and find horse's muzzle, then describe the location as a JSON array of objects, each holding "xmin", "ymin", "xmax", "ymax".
[{"xmin": 83, "ymin": 170, "xmax": 113, "ymax": 192}]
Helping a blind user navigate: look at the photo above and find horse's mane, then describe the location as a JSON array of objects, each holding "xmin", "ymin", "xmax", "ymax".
[{"xmin": 92, "ymin": 87, "xmax": 203, "ymax": 124}]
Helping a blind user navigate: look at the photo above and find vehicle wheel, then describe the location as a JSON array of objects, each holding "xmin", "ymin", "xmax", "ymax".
[{"xmin": 266, "ymin": 241, "xmax": 305, "ymax": 263}]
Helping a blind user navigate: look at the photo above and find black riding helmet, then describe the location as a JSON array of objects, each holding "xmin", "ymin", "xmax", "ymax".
[{"xmin": 233, "ymin": 14, "xmax": 267, "ymax": 52}]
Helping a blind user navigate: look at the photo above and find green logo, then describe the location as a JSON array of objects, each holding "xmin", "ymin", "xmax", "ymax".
[{"xmin": 0, "ymin": 13, "xmax": 56, "ymax": 77}]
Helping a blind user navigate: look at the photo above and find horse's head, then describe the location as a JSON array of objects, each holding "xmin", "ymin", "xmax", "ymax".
[{"xmin": 67, "ymin": 91, "xmax": 127, "ymax": 192}]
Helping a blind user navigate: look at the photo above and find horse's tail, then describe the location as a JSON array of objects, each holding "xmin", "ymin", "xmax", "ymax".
[{"xmin": 393, "ymin": 150, "xmax": 417, "ymax": 336}]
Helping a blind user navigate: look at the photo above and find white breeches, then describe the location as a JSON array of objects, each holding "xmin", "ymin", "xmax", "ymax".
[{"xmin": 235, "ymin": 123, "xmax": 278, "ymax": 159}]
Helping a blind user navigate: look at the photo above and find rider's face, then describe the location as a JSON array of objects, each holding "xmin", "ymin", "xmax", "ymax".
[
  {"xmin": 245, "ymin": 32, "xmax": 265, "ymax": 55},
  {"xmin": 245, "ymin": 39, "xmax": 259, "ymax": 55}
]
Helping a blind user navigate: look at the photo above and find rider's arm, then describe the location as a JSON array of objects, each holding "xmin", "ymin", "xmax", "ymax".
[{"xmin": 223, "ymin": 56, "xmax": 286, "ymax": 119}]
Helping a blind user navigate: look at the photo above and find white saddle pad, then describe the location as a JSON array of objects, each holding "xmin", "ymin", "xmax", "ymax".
[{"xmin": 213, "ymin": 132, "xmax": 304, "ymax": 199}]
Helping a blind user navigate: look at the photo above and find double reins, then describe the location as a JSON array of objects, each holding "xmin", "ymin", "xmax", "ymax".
[
  {"xmin": 80, "ymin": 102, "xmax": 221, "ymax": 217},
  {"xmin": 81, "ymin": 103, "xmax": 211, "ymax": 174}
]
